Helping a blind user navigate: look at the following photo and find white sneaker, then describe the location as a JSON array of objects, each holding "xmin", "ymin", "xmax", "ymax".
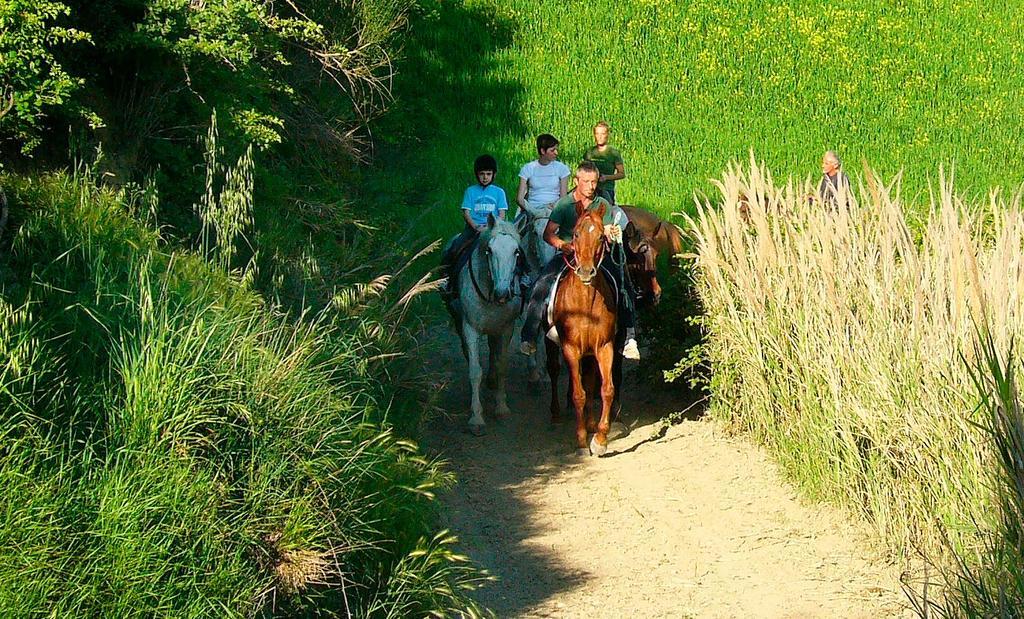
[
  {"xmin": 622, "ymin": 338, "xmax": 640, "ymax": 361},
  {"xmin": 520, "ymin": 340, "xmax": 537, "ymax": 356}
]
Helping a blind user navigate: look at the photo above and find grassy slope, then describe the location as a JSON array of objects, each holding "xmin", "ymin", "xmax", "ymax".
[
  {"xmin": 371, "ymin": 0, "xmax": 1024, "ymax": 244},
  {"xmin": 0, "ymin": 171, "xmax": 487, "ymax": 616}
]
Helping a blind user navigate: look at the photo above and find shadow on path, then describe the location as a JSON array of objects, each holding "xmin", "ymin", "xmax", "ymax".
[{"xmin": 421, "ymin": 329, "xmax": 701, "ymax": 616}]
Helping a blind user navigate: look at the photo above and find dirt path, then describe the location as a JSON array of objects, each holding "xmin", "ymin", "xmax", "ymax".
[{"xmin": 423, "ymin": 337, "xmax": 913, "ymax": 618}]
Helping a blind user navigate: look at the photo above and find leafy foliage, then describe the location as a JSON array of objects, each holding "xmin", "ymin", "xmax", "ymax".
[
  {"xmin": 0, "ymin": 169, "xmax": 490, "ymax": 616},
  {"xmin": 0, "ymin": 0, "xmax": 91, "ymax": 153},
  {"xmin": 1, "ymin": 0, "xmax": 410, "ymax": 175}
]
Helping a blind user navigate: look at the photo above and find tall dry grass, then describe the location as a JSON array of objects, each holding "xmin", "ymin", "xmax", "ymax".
[
  {"xmin": 0, "ymin": 162, "xmax": 491, "ymax": 616},
  {"xmin": 686, "ymin": 154, "xmax": 1023, "ymax": 573}
]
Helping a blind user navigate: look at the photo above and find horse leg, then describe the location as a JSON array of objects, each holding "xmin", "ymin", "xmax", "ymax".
[
  {"xmin": 565, "ymin": 372, "xmax": 573, "ymax": 416},
  {"xmin": 589, "ymin": 343, "xmax": 616, "ymax": 457},
  {"xmin": 545, "ymin": 337, "xmax": 562, "ymax": 423},
  {"xmin": 564, "ymin": 354, "xmax": 578, "ymax": 414},
  {"xmin": 529, "ymin": 333, "xmax": 545, "ymax": 383},
  {"xmin": 607, "ymin": 349, "xmax": 629, "ymax": 441},
  {"xmin": 526, "ymin": 343, "xmax": 540, "ymax": 383},
  {"xmin": 464, "ymin": 322, "xmax": 486, "ymax": 435},
  {"xmin": 611, "ymin": 347, "xmax": 623, "ymax": 423},
  {"xmin": 582, "ymin": 358, "xmax": 598, "ymax": 434},
  {"xmin": 490, "ymin": 329, "xmax": 512, "ymax": 419},
  {"xmin": 486, "ymin": 335, "xmax": 498, "ymax": 390},
  {"xmin": 562, "ymin": 346, "xmax": 588, "ymax": 455},
  {"xmin": 525, "ymin": 325, "xmax": 543, "ymax": 383}
]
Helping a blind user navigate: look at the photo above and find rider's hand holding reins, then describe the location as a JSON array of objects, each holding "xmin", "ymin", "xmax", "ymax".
[{"xmin": 604, "ymin": 224, "xmax": 623, "ymax": 244}]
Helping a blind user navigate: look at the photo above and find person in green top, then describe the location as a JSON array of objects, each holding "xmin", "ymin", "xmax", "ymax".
[
  {"xmin": 584, "ymin": 121, "xmax": 626, "ymax": 204},
  {"xmin": 519, "ymin": 161, "xmax": 639, "ymax": 360}
]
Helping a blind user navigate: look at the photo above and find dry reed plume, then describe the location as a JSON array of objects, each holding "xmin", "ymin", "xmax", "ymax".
[{"xmin": 685, "ymin": 153, "xmax": 1024, "ymax": 563}]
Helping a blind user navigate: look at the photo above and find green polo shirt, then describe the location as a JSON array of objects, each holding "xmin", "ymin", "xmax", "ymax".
[
  {"xmin": 584, "ymin": 146, "xmax": 624, "ymax": 193},
  {"xmin": 549, "ymin": 194, "xmax": 623, "ymax": 243}
]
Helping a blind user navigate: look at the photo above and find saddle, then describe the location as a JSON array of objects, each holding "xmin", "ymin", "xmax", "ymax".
[{"xmin": 442, "ymin": 236, "xmax": 478, "ymax": 301}]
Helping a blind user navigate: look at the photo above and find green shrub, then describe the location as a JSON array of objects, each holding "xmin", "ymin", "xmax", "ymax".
[
  {"xmin": 0, "ymin": 0, "xmax": 410, "ymax": 160},
  {"xmin": 0, "ymin": 0, "xmax": 91, "ymax": 153},
  {"xmin": 0, "ymin": 170, "xmax": 489, "ymax": 616}
]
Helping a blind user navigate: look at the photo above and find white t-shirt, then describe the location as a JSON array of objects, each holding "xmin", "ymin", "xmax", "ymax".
[{"xmin": 518, "ymin": 160, "xmax": 570, "ymax": 215}]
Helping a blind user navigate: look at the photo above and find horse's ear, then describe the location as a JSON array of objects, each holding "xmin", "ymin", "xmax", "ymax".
[
  {"xmin": 593, "ymin": 201, "xmax": 607, "ymax": 219},
  {"xmin": 487, "ymin": 212, "xmax": 497, "ymax": 229},
  {"xmin": 624, "ymin": 222, "xmax": 640, "ymax": 251}
]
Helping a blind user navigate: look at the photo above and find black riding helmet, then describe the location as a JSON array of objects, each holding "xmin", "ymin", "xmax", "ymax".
[{"xmin": 474, "ymin": 154, "xmax": 497, "ymax": 175}]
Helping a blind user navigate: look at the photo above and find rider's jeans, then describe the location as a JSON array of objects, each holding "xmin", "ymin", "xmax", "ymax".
[
  {"xmin": 520, "ymin": 249, "xmax": 636, "ymax": 345},
  {"xmin": 442, "ymin": 224, "xmax": 478, "ymax": 267}
]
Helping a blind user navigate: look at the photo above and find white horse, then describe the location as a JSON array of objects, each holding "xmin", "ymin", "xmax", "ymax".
[
  {"xmin": 517, "ymin": 214, "xmax": 556, "ymax": 382},
  {"xmin": 451, "ymin": 215, "xmax": 523, "ymax": 435}
]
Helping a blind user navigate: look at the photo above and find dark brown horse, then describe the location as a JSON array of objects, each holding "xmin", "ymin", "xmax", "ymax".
[
  {"xmin": 620, "ymin": 205, "xmax": 684, "ymax": 306},
  {"xmin": 545, "ymin": 205, "xmax": 618, "ymax": 456}
]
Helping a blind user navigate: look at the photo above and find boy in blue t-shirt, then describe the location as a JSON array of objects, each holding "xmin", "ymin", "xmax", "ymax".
[
  {"xmin": 460, "ymin": 154, "xmax": 507, "ymax": 231},
  {"xmin": 441, "ymin": 155, "xmax": 508, "ymax": 294}
]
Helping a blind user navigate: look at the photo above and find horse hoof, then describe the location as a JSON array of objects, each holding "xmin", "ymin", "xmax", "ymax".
[
  {"xmin": 495, "ymin": 406, "xmax": 511, "ymax": 419},
  {"xmin": 608, "ymin": 422, "xmax": 630, "ymax": 441},
  {"xmin": 589, "ymin": 435, "xmax": 608, "ymax": 457},
  {"xmin": 468, "ymin": 423, "xmax": 485, "ymax": 437},
  {"xmin": 575, "ymin": 447, "xmax": 590, "ymax": 457}
]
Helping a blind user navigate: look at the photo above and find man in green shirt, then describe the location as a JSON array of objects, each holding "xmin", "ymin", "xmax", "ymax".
[
  {"xmin": 584, "ymin": 121, "xmax": 626, "ymax": 204},
  {"xmin": 519, "ymin": 161, "xmax": 639, "ymax": 360}
]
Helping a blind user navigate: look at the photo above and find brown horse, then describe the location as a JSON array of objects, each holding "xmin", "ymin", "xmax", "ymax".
[
  {"xmin": 619, "ymin": 205, "xmax": 684, "ymax": 306},
  {"xmin": 546, "ymin": 204, "xmax": 618, "ymax": 456}
]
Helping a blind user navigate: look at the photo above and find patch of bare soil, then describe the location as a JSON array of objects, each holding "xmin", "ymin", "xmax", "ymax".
[{"xmin": 423, "ymin": 334, "xmax": 914, "ymax": 618}]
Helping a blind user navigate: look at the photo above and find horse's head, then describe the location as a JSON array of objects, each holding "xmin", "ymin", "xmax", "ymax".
[
  {"xmin": 570, "ymin": 204, "xmax": 607, "ymax": 286},
  {"xmin": 479, "ymin": 214, "xmax": 521, "ymax": 303},
  {"xmin": 624, "ymin": 222, "xmax": 662, "ymax": 306},
  {"xmin": 532, "ymin": 217, "xmax": 556, "ymax": 264},
  {"xmin": 518, "ymin": 215, "xmax": 555, "ymax": 275}
]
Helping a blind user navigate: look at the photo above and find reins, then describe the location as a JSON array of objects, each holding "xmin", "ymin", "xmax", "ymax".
[
  {"xmin": 564, "ymin": 235, "xmax": 609, "ymax": 280},
  {"xmin": 468, "ymin": 230, "xmax": 521, "ymax": 305},
  {"xmin": 468, "ymin": 249, "xmax": 492, "ymax": 303}
]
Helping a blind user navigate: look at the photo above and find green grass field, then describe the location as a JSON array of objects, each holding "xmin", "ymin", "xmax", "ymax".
[
  {"xmin": 374, "ymin": 0, "xmax": 1024, "ymax": 242},
  {"xmin": 365, "ymin": 4, "xmax": 1024, "ymax": 611}
]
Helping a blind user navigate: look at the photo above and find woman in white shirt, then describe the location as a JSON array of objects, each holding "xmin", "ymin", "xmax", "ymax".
[{"xmin": 516, "ymin": 133, "xmax": 570, "ymax": 221}]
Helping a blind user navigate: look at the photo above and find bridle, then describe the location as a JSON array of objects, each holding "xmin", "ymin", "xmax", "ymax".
[
  {"xmin": 564, "ymin": 231, "xmax": 608, "ymax": 283},
  {"xmin": 469, "ymin": 230, "xmax": 522, "ymax": 304},
  {"xmin": 623, "ymin": 229, "xmax": 659, "ymax": 302}
]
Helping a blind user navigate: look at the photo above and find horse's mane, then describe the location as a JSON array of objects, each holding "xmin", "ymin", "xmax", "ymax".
[
  {"xmin": 478, "ymin": 218, "xmax": 520, "ymax": 245},
  {"xmin": 663, "ymin": 220, "xmax": 684, "ymax": 255},
  {"xmin": 620, "ymin": 204, "xmax": 683, "ymax": 265}
]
